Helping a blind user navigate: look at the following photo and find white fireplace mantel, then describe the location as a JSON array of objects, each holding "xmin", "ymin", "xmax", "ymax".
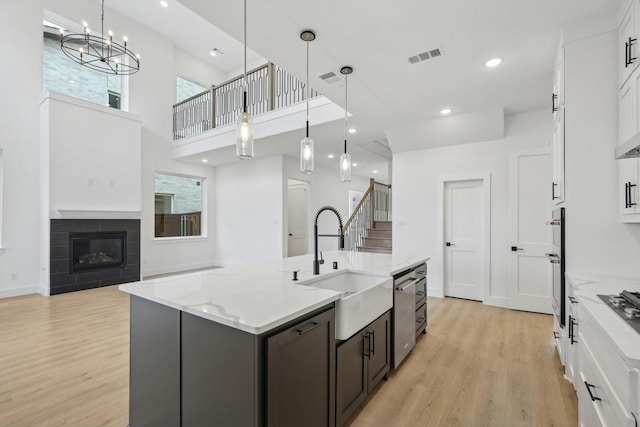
[{"xmin": 52, "ymin": 209, "xmax": 142, "ymax": 220}]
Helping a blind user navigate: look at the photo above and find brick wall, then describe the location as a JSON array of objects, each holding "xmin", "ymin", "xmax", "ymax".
[{"xmin": 43, "ymin": 33, "xmax": 121, "ymax": 107}]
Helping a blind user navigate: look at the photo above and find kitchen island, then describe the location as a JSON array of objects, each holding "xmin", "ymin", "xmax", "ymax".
[{"xmin": 120, "ymin": 251, "xmax": 427, "ymax": 427}]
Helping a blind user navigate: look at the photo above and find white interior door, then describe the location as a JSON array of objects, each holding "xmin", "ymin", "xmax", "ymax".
[
  {"xmin": 287, "ymin": 181, "xmax": 309, "ymax": 257},
  {"xmin": 508, "ymin": 147, "xmax": 553, "ymax": 313},
  {"xmin": 444, "ymin": 180, "xmax": 484, "ymax": 301}
]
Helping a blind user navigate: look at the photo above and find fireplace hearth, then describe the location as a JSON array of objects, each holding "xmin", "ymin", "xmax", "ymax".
[{"xmin": 51, "ymin": 219, "xmax": 140, "ymax": 294}]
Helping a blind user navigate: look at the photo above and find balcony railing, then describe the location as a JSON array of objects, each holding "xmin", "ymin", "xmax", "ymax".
[{"xmin": 173, "ymin": 62, "xmax": 318, "ymax": 140}]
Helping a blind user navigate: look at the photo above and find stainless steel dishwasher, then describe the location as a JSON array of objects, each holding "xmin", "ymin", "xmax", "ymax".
[{"xmin": 392, "ymin": 267, "xmax": 418, "ymax": 369}]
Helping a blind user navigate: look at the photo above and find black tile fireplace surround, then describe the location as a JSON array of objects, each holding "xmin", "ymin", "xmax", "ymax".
[{"xmin": 50, "ymin": 219, "xmax": 140, "ymax": 295}]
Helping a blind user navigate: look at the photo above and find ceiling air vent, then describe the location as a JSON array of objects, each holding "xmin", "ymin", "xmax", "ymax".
[
  {"xmin": 319, "ymin": 71, "xmax": 341, "ymax": 84},
  {"xmin": 408, "ymin": 47, "xmax": 444, "ymax": 64}
]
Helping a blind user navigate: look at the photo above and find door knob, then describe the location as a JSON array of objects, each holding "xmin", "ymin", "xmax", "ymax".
[
  {"xmin": 511, "ymin": 246, "xmax": 523, "ymax": 252},
  {"xmin": 446, "ymin": 242, "xmax": 454, "ymax": 247},
  {"xmin": 288, "ymin": 233, "xmax": 293, "ymax": 236}
]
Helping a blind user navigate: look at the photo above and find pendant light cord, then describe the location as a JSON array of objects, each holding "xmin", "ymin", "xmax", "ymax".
[
  {"xmin": 344, "ymin": 73, "xmax": 348, "ymax": 154},
  {"xmin": 306, "ymin": 40, "xmax": 310, "ymax": 137},
  {"xmin": 243, "ymin": 0, "xmax": 248, "ymax": 113}
]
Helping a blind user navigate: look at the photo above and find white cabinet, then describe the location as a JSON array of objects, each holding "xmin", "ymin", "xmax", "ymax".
[
  {"xmin": 565, "ymin": 287, "xmax": 579, "ymax": 386},
  {"xmin": 552, "ymin": 110, "xmax": 565, "ymax": 205},
  {"xmin": 618, "ymin": 1, "xmax": 640, "ymax": 222},
  {"xmin": 620, "ymin": 0, "xmax": 639, "ymax": 87},
  {"xmin": 551, "ymin": 40, "xmax": 565, "ymax": 205},
  {"xmin": 576, "ymin": 302, "xmax": 637, "ymax": 427},
  {"xmin": 619, "ymin": 158, "xmax": 640, "ymax": 217},
  {"xmin": 552, "ymin": 313, "xmax": 566, "ymax": 367}
]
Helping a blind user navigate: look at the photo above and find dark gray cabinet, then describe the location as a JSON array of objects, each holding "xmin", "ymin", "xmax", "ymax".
[
  {"xmin": 128, "ymin": 296, "xmax": 335, "ymax": 427},
  {"xmin": 266, "ymin": 308, "xmax": 336, "ymax": 427},
  {"xmin": 336, "ymin": 310, "xmax": 391, "ymax": 427}
]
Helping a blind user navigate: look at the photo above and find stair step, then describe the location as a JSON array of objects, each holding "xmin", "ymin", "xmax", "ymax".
[
  {"xmin": 362, "ymin": 237, "xmax": 392, "ymax": 248},
  {"xmin": 357, "ymin": 246, "xmax": 392, "ymax": 254},
  {"xmin": 367, "ymin": 229, "xmax": 392, "ymax": 238},
  {"xmin": 373, "ymin": 221, "xmax": 392, "ymax": 230}
]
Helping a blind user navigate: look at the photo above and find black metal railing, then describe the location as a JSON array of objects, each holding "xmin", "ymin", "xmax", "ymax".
[{"xmin": 173, "ymin": 62, "xmax": 318, "ymax": 140}]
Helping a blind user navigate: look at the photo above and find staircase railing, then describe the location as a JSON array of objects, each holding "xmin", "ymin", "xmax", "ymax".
[
  {"xmin": 343, "ymin": 179, "xmax": 392, "ymax": 251},
  {"xmin": 173, "ymin": 62, "xmax": 318, "ymax": 140}
]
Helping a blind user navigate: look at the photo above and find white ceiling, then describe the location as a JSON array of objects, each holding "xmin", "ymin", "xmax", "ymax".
[{"xmin": 106, "ymin": 0, "xmax": 620, "ymax": 178}]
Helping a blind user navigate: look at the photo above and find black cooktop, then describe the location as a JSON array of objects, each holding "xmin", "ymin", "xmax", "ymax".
[{"xmin": 597, "ymin": 291, "xmax": 640, "ymax": 335}]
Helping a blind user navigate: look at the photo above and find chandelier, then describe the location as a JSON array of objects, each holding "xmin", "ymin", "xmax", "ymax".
[{"xmin": 60, "ymin": 0, "xmax": 140, "ymax": 75}]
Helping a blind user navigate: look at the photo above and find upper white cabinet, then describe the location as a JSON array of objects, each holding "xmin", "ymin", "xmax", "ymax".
[
  {"xmin": 551, "ymin": 40, "xmax": 565, "ymax": 205},
  {"xmin": 619, "ymin": 0, "xmax": 639, "ymax": 87},
  {"xmin": 618, "ymin": 0, "xmax": 640, "ymax": 221}
]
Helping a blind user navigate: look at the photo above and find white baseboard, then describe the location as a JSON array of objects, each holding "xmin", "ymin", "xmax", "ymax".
[
  {"xmin": 484, "ymin": 296, "xmax": 508, "ymax": 308},
  {"xmin": 213, "ymin": 260, "xmax": 244, "ymax": 268},
  {"xmin": 0, "ymin": 284, "xmax": 41, "ymax": 298}
]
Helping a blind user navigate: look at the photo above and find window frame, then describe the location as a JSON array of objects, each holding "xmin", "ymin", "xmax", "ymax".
[{"xmin": 153, "ymin": 171, "xmax": 207, "ymax": 241}]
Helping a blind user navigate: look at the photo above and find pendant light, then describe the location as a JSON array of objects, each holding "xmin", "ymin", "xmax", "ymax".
[
  {"xmin": 299, "ymin": 30, "xmax": 316, "ymax": 174},
  {"xmin": 236, "ymin": 0, "xmax": 254, "ymax": 159},
  {"xmin": 339, "ymin": 66, "xmax": 353, "ymax": 182}
]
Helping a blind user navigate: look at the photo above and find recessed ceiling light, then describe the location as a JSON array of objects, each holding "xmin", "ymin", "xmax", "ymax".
[
  {"xmin": 485, "ymin": 57, "xmax": 502, "ymax": 68},
  {"xmin": 210, "ymin": 48, "xmax": 223, "ymax": 57},
  {"xmin": 440, "ymin": 108, "xmax": 452, "ymax": 115},
  {"xmin": 201, "ymin": 159, "xmax": 208, "ymax": 163},
  {"xmin": 348, "ymin": 127, "xmax": 357, "ymax": 134},
  {"xmin": 327, "ymin": 154, "xmax": 335, "ymax": 159},
  {"xmin": 160, "ymin": 0, "xmax": 168, "ymax": 7},
  {"xmin": 352, "ymin": 163, "xmax": 358, "ymax": 167},
  {"xmin": 372, "ymin": 170, "xmax": 378, "ymax": 174}
]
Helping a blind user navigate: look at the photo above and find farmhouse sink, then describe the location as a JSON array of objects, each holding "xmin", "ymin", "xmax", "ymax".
[{"xmin": 304, "ymin": 272, "xmax": 393, "ymax": 340}]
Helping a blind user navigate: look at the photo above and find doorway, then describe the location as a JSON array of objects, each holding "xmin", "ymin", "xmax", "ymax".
[
  {"xmin": 440, "ymin": 175, "xmax": 490, "ymax": 302},
  {"xmin": 287, "ymin": 179, "xmax": 310, "ymax": 257}
]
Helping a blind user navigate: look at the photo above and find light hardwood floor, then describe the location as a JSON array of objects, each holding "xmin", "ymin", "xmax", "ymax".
[{"xmin": 0, "ymin": 287, "xmax": 576, "ymax": 427}]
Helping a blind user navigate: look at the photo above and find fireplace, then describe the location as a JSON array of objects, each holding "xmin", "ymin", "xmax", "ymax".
[
  {"xmin": 50, "ymin": 219, "xmax": 140, "ymax": 294},
  {"xmin": 70, "ymin": 232, "xmax": 127, "ymax": 273}
]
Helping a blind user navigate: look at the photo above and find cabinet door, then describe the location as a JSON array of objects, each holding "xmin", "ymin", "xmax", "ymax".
[
  {"xmin": 620, "ymin": 0, "xmax": 638, "ymax": 87},
  {"xmin": 367, "ymin": 311, "xmax": 391, "ymax": 392},
  {"xmin": 266, "ymin": 308, "xmax": 336, "ymax": 427},
  {"xmin": 336, "ymin": 332, "xmax": 368, "ymax": 427},
  {"xmin": 552, "ymin": 111, "xmax": 565, "ymax": 205},
  {"xmin": 619, "ymin": 158, "xmax": 640, "ymax": 215}
]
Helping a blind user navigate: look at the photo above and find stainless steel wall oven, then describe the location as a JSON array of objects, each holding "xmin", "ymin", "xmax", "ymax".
[{"xmin": 547, "ymin": 208, "xmax": 565, "ymax": 327}]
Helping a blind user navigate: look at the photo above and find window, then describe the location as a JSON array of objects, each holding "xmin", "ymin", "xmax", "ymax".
[
  {"xmin": 154, "ymin": 173, "xmax": 204, "ymax": 238},
  {"xmin": 176, "ymin": 76, "xmax": 208, "ymax": 103},
  {"xmin": 43, "ymin": 20, "xmax": 123, "ymax": 109}
]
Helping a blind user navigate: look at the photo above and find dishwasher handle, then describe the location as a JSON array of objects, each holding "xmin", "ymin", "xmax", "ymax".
[{"xmin": 396, "ymin": 278, "xmax": 419, "ymax": 293}]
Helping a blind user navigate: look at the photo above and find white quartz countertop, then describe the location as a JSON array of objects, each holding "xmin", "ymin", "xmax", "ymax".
[
  {"xmin": 566, "ymin": 273, "xmax": 640, "ymax": 368},
  {"xmin": 120, "ymin": 251, "xmax": 428, "ymax": 335}
]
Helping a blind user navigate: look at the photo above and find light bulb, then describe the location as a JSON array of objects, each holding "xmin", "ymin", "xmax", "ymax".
[
  {"xmin": 300, "ymin": 136, "xmax": 314, "ymax": 173},
  {"xmin": 236, "ymin": 112, "xmax": 254, "ymax": 159},
  {"xmin": 339, "ymin": 152, "xmax": 351, "ymax": 182}
]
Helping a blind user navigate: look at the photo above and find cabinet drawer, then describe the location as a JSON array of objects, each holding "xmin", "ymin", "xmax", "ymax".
[
  {"xmin": 579, "ymin": 305, "xmax": 633, "ymax": 408},
  {"xmin": 579, "ymin": 335, "xmax": 635, "ymax": 427},
  {"xmin": 415, "ymin": 277, "xmax": 427, "ymax": 306},
  {"xmin": 415, "ymin": 302, "xmax": 426, "ymax": 335},
  {"xmin": 414, "ymin": 263, "xmax": 426, "ymax": 279}
]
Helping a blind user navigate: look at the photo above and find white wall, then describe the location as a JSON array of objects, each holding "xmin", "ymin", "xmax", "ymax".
[
  {"xmin": 215, "ymin": 156, "xmax": 284, "ymax": 266},
  {"xmin": 564, "ymin": 30, "xmax": 640, "ymax": 277},
  {"xmin": 392, "ymin": 109, "xmax": 550, "ymax": 302},
  {"xmin": 0, "ymin": 1, "xmax": 43, "ymax": 296},
  {"xmin": 174, "ymin": 47, "xmax": 226, "ymax": 89},
  {"xmin": 283, "ymin": 156, "xmax": 370, "ymax": 254},
  {"xmin": 43, "ymin": 93, "xmax": 142, "ymax": 214},
  {"xmin": 0, "ymin": 0, "xmax": 225, "ymax": 294}
]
